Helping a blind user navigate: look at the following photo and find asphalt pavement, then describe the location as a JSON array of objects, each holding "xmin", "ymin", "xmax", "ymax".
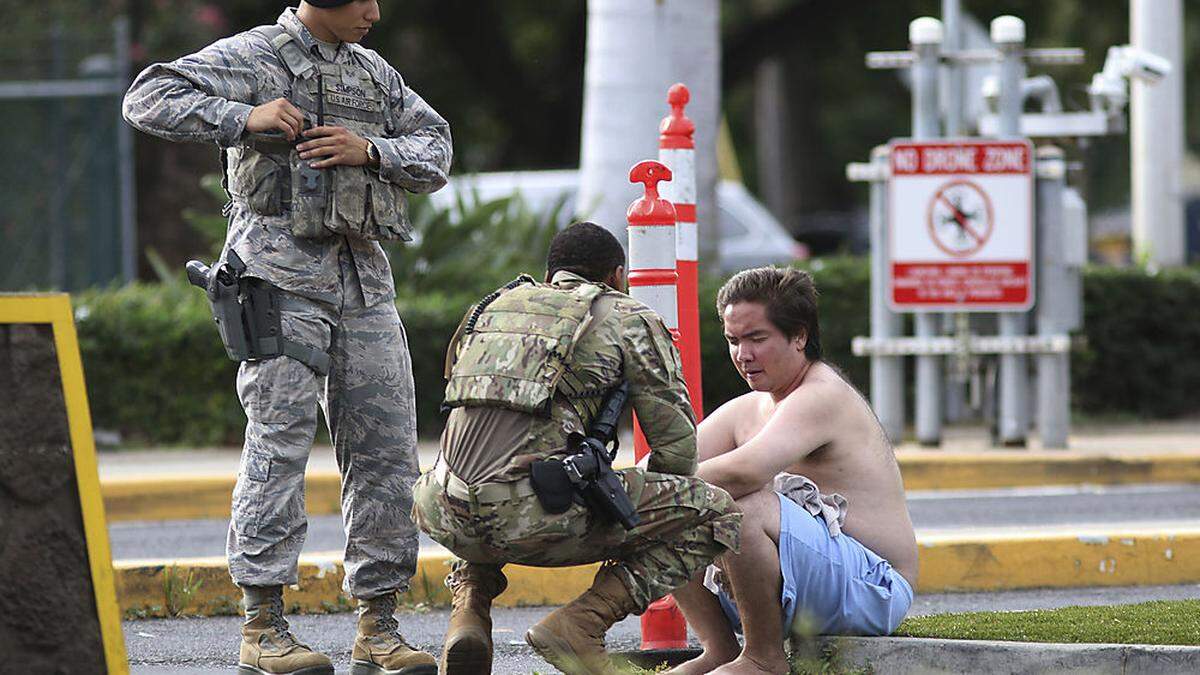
[
  {"xmin": 108, "ymin": 482, "xmax": 1200, "ymax": 561},
  {"xmin": 124, "ymin": 583, "xmax": 1200, "ymax": 674},
  {"xmin": 106, "ymin": 421, "xmax": 1200, "ymax": 672}
]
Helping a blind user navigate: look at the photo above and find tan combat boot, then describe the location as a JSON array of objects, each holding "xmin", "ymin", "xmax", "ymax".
[
  {"xmin": 441, "ymin": 563, "xmax": 508, "ymax": 674},
  {"xmin": 525, "ymin": 566, "xmax": 639, "ymax": 675},
  {"xmin": 350, "ymin": 592, "xmax": 437, "ymax": 675},
  {"xmin": 238, "ymin": 593, "xmax": 333, "ymax": 675}
]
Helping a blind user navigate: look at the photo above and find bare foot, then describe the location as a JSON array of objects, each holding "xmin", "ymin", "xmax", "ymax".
[
  {"xmin": 665, "ymin": 646, "xmax": 740, "ymax": 674},
  {"xmin": 708, "ymin": 653, "xmax": 789, "ymax": 674}
]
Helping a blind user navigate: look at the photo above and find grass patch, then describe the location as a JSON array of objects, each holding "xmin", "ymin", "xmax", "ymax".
[{"xmin": 896, "ymin": 599, "xmax": 1200, "ymax": 645}]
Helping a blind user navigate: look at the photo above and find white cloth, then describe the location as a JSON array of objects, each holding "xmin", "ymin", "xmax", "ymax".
[{"xmin": 772, "ymin": 472, "xmax": 847, "ymax": 536}]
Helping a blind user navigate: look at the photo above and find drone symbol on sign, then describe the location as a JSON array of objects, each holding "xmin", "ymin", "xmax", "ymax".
[{"xmin": 926, "ymin": 179, "xmax": 994, "ymax": 258}]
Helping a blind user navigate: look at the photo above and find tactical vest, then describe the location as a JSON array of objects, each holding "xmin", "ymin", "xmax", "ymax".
[
  {"xmin": 224, "ymin": 24, "xmax": 411, "ymax": 242},
  {"xmin": 443, "ymin": 277, "xmax": 606, "ymax": 416}
]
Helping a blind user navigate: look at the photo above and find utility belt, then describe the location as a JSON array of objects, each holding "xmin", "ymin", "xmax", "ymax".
[
  {"xmin": 432, "ymin": 457, "xmax": 537, "ymax": 505},
  {"xmin": 185, "ymin": 251, "xmax": 331, "ymax": 375},
  {"xmin": 434, "ymin": 446, "xmax": 639, "ymax": 532}
]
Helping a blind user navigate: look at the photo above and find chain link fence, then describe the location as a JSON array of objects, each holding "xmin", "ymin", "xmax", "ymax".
[{"xmin": 0, "ymin": 18, "xmax": 134, "ymax": 292}]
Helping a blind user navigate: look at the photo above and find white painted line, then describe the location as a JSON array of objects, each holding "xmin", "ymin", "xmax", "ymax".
[
  {"xmin": 907, "ymin": 483, "xmax": 1199, "ymax": 501},
  {"xmin": 916, "ymin": 520, "xmax": 1200, "ymax": 542}
]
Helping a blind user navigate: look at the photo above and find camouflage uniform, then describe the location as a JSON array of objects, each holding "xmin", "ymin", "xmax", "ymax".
[
  {"xmin": 412, "ymin": 272, "xmax": 741, "ymax": 612},
  {"xmin": 122, "ymin": 8, "xmax": 451, "ymax": 599}
]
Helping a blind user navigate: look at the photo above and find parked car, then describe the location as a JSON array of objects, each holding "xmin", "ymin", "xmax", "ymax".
[{"xmin": 430, "ymin": 169, "xmax": 806, "ymax": 274}]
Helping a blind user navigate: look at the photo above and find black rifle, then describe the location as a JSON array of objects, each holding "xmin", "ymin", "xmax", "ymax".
[{"xmin": 560, "ymin": 382, "xmax": 640, "ymax": 530}]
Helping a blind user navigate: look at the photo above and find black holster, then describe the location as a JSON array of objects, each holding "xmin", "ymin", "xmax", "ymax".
[
  {"xmin": 529, "ymin": 434, "xmax": 640, "ymax": 531},
  {"xmin": 185, "ymin": 252, "xmax": 330, "ymax": 375},
  {"xmin": 566, "ymin": 437, "xmax": 640, "ymax": 531},
  {"xmin": 529, "ymin": 381, "xmax": 639, "ymax": 529}
]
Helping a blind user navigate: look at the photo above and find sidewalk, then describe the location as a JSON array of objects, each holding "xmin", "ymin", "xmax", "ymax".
[{"xmin": 97, "ymin": 419, "xmax": 1200, "ymax": 481}]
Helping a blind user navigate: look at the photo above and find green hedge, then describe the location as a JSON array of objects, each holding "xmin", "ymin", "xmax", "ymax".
[
  {"xmin": 1074, "ymin": 266, "xmax": 1200, "ymax": 417},
  {"xmin": 74, "ymin": 284, "xmax": 478, "ymax": 445},
  {"xmin": 73, "ymin": 261, "xmax": 1200, "ymax": 446}
]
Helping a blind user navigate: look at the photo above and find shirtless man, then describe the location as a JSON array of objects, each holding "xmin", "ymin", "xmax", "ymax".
[{"xmin": 669, "ymin": 266, "xmax": 918, "ymax": 674}]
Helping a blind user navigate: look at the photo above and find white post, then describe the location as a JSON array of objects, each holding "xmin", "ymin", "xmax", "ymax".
[
  {"xmin": 992, "ymin": 15, "xmax": 1030, "ymax": 446},
  {"xmin": 869, "ymin": 146, "xmax": 905, "ymax": 442},
  {"xmin": 911, "ymin": 17, "xmax": 943, "ymax": 446},
  {"xmin": 1131, "ymin": 0, "xmax": 1186, "ymax": 267}
]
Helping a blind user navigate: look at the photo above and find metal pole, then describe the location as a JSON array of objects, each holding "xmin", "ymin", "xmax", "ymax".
[
  {"xmin": 1131, "ymin": 0, "xmax": 1185, "ymax": 267},
  {"xmin": 115, "ymin": 17, "xmax": 137, "ymax": 284},
  {"xmin": 941, "ymin": 0, "xmax": 965, "ymax": 137},
  {"xmin": 992, "ymin": 16, "xmax": 1029, "ymax": 446},
  {"xmin": 869, "ymin": 145, "xmax": 904, "ymax": 442},
  {"xmin": 1035, "ymin": 146, "xmax": 1069, "ymax": 448},
  {"xmin": 911, "ymin": 17, "xmax": 942, "ymax": 446},
  {"xmin": 47, "ymin": 22, "xmax": 72, "ymax": 290},
  {"xmin": 941, "ymin": 0, "xmax": 968, "ymax": 424}
]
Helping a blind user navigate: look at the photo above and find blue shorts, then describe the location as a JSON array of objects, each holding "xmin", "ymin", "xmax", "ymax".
[{"xmin": 717, "ymin": 492, "xmax": 913, "ymax": 636}]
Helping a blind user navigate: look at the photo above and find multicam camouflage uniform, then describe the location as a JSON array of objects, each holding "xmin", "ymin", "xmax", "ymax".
[
  {"xmin": 413, "ymin": 271, "xmax": 741, "ymax": 612},
  {"xmin": 122, "ymin": 8, "xmax": 451, "ymax": 599}
]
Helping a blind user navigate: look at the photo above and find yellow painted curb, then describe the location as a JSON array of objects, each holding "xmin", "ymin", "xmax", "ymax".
[
  {"xmin": 898, "ymin": 452, "xmax": 1200, "ymax": 491},
  {"xmin": 103, "ymin": 453, "xmax": 1200, "ymax": 522},
  {"xmin": 916, "ymin": 526, "xmax": 1200, "ymax": 592},
  {"xmin": 117, "ymin": 529, "xmax": 1200, "ymax": 619},
  {"xmin": 115, "ymin": 551, "xmax": 601, "ymax": 619},
  {"xmin": 102, "ymin": 473, "xmax": 343, "ymax": 522}
]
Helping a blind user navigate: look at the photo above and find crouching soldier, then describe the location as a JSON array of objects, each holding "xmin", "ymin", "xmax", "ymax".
[{"xmin": 413, "ymin": 222, "xmax": 742, "ymax": 674}]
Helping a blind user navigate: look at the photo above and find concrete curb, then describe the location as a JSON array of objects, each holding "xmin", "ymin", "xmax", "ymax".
[
  {"xmin": 918, "ymin": 525, "xmax": 1200, "ymax": 591},
  {"xmin": 819, "ymin": 636, "xmax": 1200, "ymax": 674},
  {"xmin": 115, "ymin": 528, "xmax": 1200, "ymax": 619},
  {"xmin": 115, "ymin": 551, "xmax": 602, "ymax": 619},
  {"xmin": 101, "ymin": 452, "xmax": 1200, "ymax": 522}
]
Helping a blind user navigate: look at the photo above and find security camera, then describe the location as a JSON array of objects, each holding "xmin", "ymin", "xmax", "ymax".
[
  {"xmin": 1119, "ymin": 46, "xmax": 1171, "ymax": 83},
  {"xmin": 1088, "ymin": 45, "xmax": 1172, "ymax": 115}
]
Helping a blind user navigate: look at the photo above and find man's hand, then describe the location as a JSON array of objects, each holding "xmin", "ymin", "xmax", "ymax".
[
  {"xmin": 245, "ymin": 98, "xmax": 305, "ymax": 141},
  {"xmin": 297, "ymin": 126, "xmax": 374, "ymax": 169}
]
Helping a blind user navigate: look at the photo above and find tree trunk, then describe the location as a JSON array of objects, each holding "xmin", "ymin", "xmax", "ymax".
[{"xmin": 579, "ymin": 0, "xmax": 720, "ymax": 268}]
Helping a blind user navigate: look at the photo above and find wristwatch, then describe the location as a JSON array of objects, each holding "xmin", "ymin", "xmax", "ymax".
[{"xmin": 366, "ymin": 140, "xmax": 381, "ymax": 168}]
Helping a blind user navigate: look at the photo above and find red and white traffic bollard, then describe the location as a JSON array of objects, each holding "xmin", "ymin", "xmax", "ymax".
[
  {"xmin": 626, "ymin": 159, "xmax": 680, "ymax": 342},
  {"xmin": 626, "ymin": 159, "xmax": 679, "ymax": 467},
  {"xmin": 658, "ymin": 83, "xmax": 705, "ymax": 421},
  {"xmin": 626, "ymin": 159, "xmax": 692, "ymax": 655}
]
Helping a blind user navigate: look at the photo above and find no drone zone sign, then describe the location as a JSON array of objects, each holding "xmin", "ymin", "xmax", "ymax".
[{"xmin": 888, "ymin": 139, "xmax": 1034, "ymax": 312}]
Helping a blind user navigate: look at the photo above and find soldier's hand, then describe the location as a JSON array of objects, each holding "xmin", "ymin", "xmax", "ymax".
[
  {"xmin": 297, "ymin": 126, "xmax": 372, "ymax": 168},
  {"xmin": 245, "ymin": 98, "xmax": 306, "ymax": 141}
]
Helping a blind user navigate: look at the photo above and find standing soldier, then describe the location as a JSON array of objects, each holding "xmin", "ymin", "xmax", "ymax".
[
  {"xmin": 123, "ymin": 2, "xmax": 450, "ymax": 674},
  {"xmin": 413, "ymin": 222, "xmax": 742, "ymax": 675}
]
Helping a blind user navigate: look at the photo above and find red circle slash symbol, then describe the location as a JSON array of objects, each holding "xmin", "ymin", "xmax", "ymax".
[{"xmin": 926, "ymin": 179, "xmax": 993, "ymax": 258}]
